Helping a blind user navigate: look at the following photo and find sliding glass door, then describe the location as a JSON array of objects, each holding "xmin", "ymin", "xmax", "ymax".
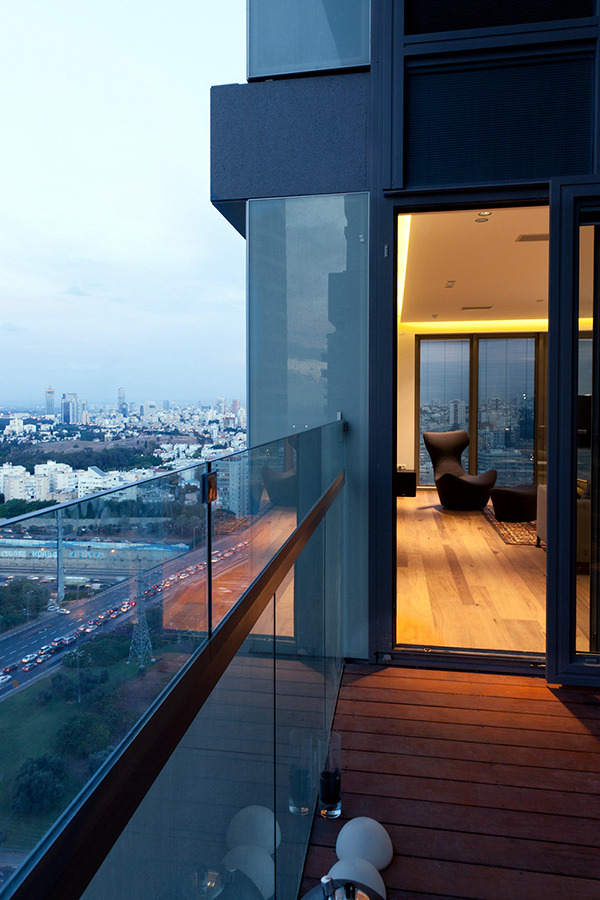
[
  {"xmin": 478, "ymin": 338, "xmax": 536, "ymax": 485},
  {"xmin": 547, "ymin": 178, "xmax": 600, "ymax": 684},
  {"xmin": 418, "ymin": 339, "xmax": 469, "ymax": 483},
  {"xmin": 418, "ymin": 336, "xmax": 537, "ymax": 486}
]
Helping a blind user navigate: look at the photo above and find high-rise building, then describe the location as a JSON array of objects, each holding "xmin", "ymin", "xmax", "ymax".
[
  {"xmin": 45, "ymin": 387, "xmax": 55, "ymax": 415},
  {"xmin": 117, "ymin": 387, "xmax": 128, "ymax": 416},
  {"xmin": 210, "ymin": 1, "xmax": 600, "ymax": 684},
  {"xmin": 61, "ymin": 392, "xmax": 79, "ymax": 424}
]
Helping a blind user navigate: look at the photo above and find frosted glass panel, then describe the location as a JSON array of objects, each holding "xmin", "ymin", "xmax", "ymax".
[
  {"xmin": 247, "ymin": 193, "xmax": 368, "ymax": 658},
  {"xmin": 249, "ymin": 0, "xmax": 370, "ymax": 77}
]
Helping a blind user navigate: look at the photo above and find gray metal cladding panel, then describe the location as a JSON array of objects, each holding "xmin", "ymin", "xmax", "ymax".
[
  {"xmin": 210, "ymin": 73, "xmax": 369, "ymax": 202},
  {"xmin": 405, "ymin": 0, "xmax": 594, "ymax": 34},
  {"xmin": 402, "ymin": 56, "xmax": 593, "ymax": 188}
]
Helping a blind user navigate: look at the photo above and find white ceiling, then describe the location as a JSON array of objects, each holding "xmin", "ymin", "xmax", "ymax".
[{"xmin": 399, "ymin": 205, "xmax": 557, "ymax": 323}]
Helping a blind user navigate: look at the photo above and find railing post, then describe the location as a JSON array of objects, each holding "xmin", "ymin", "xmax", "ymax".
[{"xmin": 56, "ymin": 508, "xmax": 65, "ymax": 604}]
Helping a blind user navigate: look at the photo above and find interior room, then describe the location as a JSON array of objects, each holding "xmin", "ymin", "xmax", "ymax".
[{"xmin": 395, "ymin": 205, "xmax": 593, "ymax": 656}]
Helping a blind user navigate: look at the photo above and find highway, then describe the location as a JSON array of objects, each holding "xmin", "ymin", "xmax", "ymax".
[{"xmin": 0, "ymin": 507, "xmax": 296, "ymax": 696}]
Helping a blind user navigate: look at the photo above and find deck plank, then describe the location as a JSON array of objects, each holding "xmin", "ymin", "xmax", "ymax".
[{"xmin": 300, "ymin": 665, "xmax": 600, "ymax": 899}]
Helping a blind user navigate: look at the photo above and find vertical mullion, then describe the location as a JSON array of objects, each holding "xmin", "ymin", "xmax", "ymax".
[{"xmin": 469, "ymin": 336, "xmax": 479, "ymax": 474}]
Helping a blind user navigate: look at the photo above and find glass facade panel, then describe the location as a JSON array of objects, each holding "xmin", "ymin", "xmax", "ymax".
[
  {"xmin": 248, "ymin": 0, "xmax": 370, "ymax": 78},
  {"xmin": 248, "ymin": 193, "xmax": 368, "ymax": 658},
  {"xmin": 419, "ymin": 339, "xmax": 469, "ymax": 484},
  {"xmin": 478, "ymin": 338, "xmax": 536, "ymax": 485}
]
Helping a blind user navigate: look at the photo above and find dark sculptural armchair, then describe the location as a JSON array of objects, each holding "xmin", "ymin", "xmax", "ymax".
[{"xmin": 422, "ymin": 430, "xmax": 497, "ymax": 511}]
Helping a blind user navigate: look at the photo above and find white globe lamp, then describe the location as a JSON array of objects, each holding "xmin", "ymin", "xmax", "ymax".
[
  {"xmin": 222, "ymin": 844, "xmax": 275, "ymax": 900},
  {"xmin": 226, "ymin": 805, "xmax": 281, "ymax": 854},
  {"xmin": 328, "ymin": 857, "xmax": 386, "ymax": 899},
  {"xmin": 336, "ymin": 817, "xmax": 393, "ymax": 871}
]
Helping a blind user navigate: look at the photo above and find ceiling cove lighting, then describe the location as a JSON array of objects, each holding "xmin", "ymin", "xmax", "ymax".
[
  {"xmin": 396, "ymin": 215, "xmax": 412, "ymax": 321},
  {"xmin": 398, "ymin": 318, "xmax": 594, "ymax": 334}
]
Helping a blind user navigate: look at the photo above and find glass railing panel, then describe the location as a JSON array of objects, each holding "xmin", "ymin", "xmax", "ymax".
[
  {"xmin": 210, "ymin": 438, "xmax": 298, "ymax": 635},
  {"xmin": 0, "ymin": 421, "xmax": 345, "ymax": 897},
  {"xmin": 0, "ymin": 463, "xmax": 209, "ymax": 874},
  {"xmin": 80, "ymin": 595, "xmax": 277, "ymax": 900},
  {"xmin": 211, "ymin": 424, "xmax": 345, "ymax": 635},
  {"xmin": 80, "ymin": 463, "xmax": 344, "ymax": 899}
]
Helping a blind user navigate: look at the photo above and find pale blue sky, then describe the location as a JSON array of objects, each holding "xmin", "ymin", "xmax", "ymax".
[{"xmin": 0, "ymin": 0, "xmax": 247, "ymax": 408}]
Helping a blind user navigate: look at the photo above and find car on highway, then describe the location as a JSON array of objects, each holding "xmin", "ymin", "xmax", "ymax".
[
  {"xmin": 0, "ymin": 675, "xmax": 12, "ymax": 685},
  {"xmin": 3, "ymin": 663, "xmax": 18, "ymax": 674},
  {"xmin": 56, "ymin": 608, "xmax": 70, "ymax": 615},
  {"xmin": 21, "ymin": 662, "xmax": 36, "ymax": 672},
  {"xmin": 85, "ymin": 624, "xmax": 97, "ymax": 633},
  {"xmin": 63, "ymin": 636, "xmax": 77, "ymax": 646},
  {"xmin": 21, "ymin": 654, "xmax": 37, "ymax": 664},
  {"xmin": 36, "ymin": 654, "xmax": 51, "ymax": 664}
]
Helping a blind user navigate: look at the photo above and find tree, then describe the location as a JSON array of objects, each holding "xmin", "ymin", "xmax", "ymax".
[
  {"xmin": 11, "ymin": 754, "xmax": 66, "ymax": 815},
  {"xmin": 0, "ymin": 578, "xmax": 49, "ymax": 631},
  {"xmin": 57, "ymin": 713, "xmax": 111, "ymax": 758}
]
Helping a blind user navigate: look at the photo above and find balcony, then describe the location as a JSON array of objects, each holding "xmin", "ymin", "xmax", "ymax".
[
  {"xmin": 2, "ymin": 413, "xmax": 599, "ymax": 898},
  {"xmin": 302, "ymin": 664, "xmax": 600, "ymax": 898}
]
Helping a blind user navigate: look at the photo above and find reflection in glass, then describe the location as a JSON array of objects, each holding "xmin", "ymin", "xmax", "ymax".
[{"xmin": 247, "ymin": 192, "xmax": 368, "ymax": 660}]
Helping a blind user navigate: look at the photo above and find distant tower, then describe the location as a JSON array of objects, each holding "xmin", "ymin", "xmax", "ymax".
[
  {"xmin": 217, "ymin": 396, "xmax": 226, "ymax": 415},
  {"xmin": 118, "ymin": 387, "xmax": 128, "ymax": 416},
  {"xmin": 232, "ymin": 399, "xmax": 241, "ymax": 414},
  {"xmin": 45, "ymin": 387, "xmax": 55, "ymax": 415},
  {"xmin": 129, "ymin": 575, "xmax": 154, "ymax": 669},
  {"xmin": 61, "ymin": 392, "xmax": 79, "ymax": 424}
]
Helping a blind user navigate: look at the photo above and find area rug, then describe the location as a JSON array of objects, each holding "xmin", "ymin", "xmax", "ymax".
[{"xmin": 482, "ymin": 504, "xmax": 540, "ymax": 546}]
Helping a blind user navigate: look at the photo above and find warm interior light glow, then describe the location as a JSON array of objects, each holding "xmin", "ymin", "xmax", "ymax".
[
  {"xmin": 398, "ymin": 318, "xmax": 593, "ymax": 334},
  {"xmin": 396, "ymin": 215, "xmax": 411, "ymax": 321}
]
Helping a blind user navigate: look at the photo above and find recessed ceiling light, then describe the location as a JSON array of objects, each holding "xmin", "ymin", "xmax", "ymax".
[
  {"xmin": 478, "ymin": 211, "xmax": 492, "ymax": 217},
  {"xmin": 475, "ymin": 218, "xmax": 488, "ymax": 223}
]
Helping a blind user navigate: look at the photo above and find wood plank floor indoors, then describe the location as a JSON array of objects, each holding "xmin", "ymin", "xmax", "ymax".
[
  {"xmin": 300, "ymin": 664, "xmax": 600, "ymax": 899},
  {"xmin": 396, "ymin": 492, "xmax": 549, "ymax": 653}
]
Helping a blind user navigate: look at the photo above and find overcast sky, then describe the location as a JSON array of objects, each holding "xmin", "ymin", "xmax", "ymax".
[{"xmin": 0, "ymin": 0, "xmax": 247, "ymax": 410}]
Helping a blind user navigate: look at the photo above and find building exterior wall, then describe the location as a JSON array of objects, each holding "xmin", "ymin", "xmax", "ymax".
[{"xmin": 211, "ymin": 1, "xmax": 600, "ymax": 661}]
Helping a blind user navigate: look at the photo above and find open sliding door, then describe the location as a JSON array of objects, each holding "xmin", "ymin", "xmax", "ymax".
[{"xmin": 548, "ymin": 178, "xmax": 600, "ymax": 684}]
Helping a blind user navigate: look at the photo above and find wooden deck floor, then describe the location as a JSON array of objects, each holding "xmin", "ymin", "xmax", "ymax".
[{"xmin": 300, "ymin": 664, "xmax": 600, "ymax": 899}]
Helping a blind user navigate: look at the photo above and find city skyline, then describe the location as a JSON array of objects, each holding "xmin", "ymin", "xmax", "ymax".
[
  {"xmin": 0, "ymin": 1, "xmax": 247, "ymax": 407},
  {"xmin": 1, "ymin": 386, "xmax": 245, "ymax": 415}
]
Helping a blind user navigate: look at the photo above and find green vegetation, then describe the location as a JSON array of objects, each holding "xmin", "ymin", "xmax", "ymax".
[
  {"xmin": 0, "ymin": 498, "xmax": 56, "ymax": 517},
  {"xmin": 0, "ymin": 443, "xmax": 161, "ymax": 474},
  {"xmin": 0, "ymin": 631, "xmax": 188, "ymax": 849},
  {"xmin": 0, "ymin": 578, "xmax": 50, "ymax": 631},
  {"xmin": 11, "ymin": 755, "xmax": 66, "ymax": 815}
]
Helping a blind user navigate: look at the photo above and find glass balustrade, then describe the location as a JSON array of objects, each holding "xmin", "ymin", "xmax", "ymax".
[{"xmin": 0, "ymin": 420, "xmax": 346, "ymax": 898}]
